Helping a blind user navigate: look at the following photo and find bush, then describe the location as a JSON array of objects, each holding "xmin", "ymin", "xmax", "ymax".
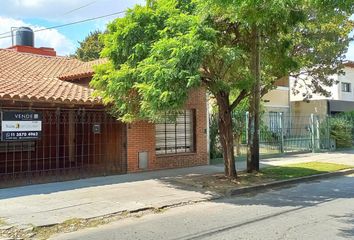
[
  {"xmin": 260, "ymin": 124, "xmax": 279, "ymax": 142},
  {"xmin": 329, "ymin": 117, "xmax": 353, "ymax": 148},
  {"xmin": 339, "ymin": 111, "xmax": 354, "ymax": 139}
]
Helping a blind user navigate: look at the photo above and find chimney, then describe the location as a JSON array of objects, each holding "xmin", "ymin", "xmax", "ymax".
[{"xmin": 8, "ymin": 27, "xmax": 57, "ymax": 56}]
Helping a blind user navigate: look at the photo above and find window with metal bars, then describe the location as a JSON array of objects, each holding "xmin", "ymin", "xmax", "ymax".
[{"xmin": 155, "ymin": 110, "xmax": 195, "ymax": 155}]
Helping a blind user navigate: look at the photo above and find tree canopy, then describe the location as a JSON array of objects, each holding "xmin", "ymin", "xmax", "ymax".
[
  {"xmin": 92, "ymin": 1, "xmax": 213, "ymax": 121},
  {"xmin": 200, "ymin": 0, "xmax": 353, "ymax": 97},
  {"xmin": 75, "ymin": 30, "xmax": 104, "ymax": 62},
  {"xmin": 92, "ymin": 0, "xmax": 353, "ymax": 177}
]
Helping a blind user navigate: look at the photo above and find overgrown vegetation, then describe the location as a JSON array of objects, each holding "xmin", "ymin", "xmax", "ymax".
[
  {"xmin": 338, "ymin": 111, "xmax": 354, "ymax": 145},
  {"xmin": 329, "ymin": 117, "xmax": 353, "ymax": 149}
]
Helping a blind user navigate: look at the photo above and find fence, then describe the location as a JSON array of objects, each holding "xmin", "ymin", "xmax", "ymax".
[
  {"xmin": 0, "ymin": 107, "xmax": 127, "ymax": 187},
  {"xmin": 209, "ymin": 111, "xmax": 349, "ymax": 162}
]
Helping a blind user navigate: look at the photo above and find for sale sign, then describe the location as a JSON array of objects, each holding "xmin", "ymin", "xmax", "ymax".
[{"xmin": 1, "ymin": 111, "xmax": 42, "ymax": 141}]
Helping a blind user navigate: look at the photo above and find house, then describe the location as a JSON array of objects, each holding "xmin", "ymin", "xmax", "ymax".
[
  {"xmin": 290, "ymin": 61, "xmax": 354, "ymax": 116},
  {"xmin": 0, "ymin": 27, "xmax": 208, "ymax": 185},
  {"xmin": 262, "ymin": 77, "xmax": 291, "ymax": 133}
]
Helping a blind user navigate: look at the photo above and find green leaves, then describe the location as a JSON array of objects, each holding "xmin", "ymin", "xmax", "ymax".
[
  {"xmin": 75, "ymin": 30, "xmax": 104, "ymax": 61},
  {"xmin": 200, "ymin": 0, "xmax": 353, "ymax": 100},
  {"xmin": 92, "ymin": 0, "xmax": 213, "ymax": 122},
  {"xmin": 329, "ymin": 117, "xmax": 353, "ymax": 148},
  {"xmin": 92, "ymin": 0, "xmax": 353, "ymax": 122}
]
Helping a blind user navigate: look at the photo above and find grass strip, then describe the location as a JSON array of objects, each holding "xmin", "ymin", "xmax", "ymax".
[{"xmin": 261, "ymin": 162, "xmax": 352, "ymax": 180}]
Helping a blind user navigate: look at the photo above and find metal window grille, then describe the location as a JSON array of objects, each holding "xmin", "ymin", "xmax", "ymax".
[{"xmin": 155, "ymin": 110, "xmax": 195, "ymax": 155}]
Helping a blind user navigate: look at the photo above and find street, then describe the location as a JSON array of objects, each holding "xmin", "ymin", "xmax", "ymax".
[{"xmin": 52, "ymin": 174, "xmax": 354, "ymax": 240}]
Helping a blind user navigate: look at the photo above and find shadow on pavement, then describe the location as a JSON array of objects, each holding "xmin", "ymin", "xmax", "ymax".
[
  {"xmin": 330, "ymin": 213, "xmax": 354, "ymax": 238},
  {"xmin": 167, "ymin": 174, "xmax": 354, "ymax": 240},
  {"xmin": 0, "ymin": 165, "xmax": 222, "ymax": 200}
]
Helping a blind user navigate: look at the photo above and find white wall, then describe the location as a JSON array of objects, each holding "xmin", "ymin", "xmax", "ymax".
[
  {"xmin": 263, "ymin": 87, "xmax": 289, "ymax": 108},
  {"xmin": 262, "ymin": 87, "xmax": 291, "ymax": 131},
  {"xmin": 290, "ymin": 66, "xmax": 354, "ymax": 102},
  {"xmin": 338, "ymin": 67, "xmax": 354, "ymax": 101},
  {"xmin": 290, "ymin": 73, "xmax": 338, "ymax": 101}
]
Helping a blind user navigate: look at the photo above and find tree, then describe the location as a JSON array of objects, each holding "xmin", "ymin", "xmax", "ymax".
[
  {"xmin": 92, "ymin": 0, "xmax": 353, "ymax": 178},
  {"xmin": 203, "ymin": 0, "xmax": 353, "ymax": 173},
  {"xmin": 75, "ymin": 30, "xmax": 104, "ymax": 61}
]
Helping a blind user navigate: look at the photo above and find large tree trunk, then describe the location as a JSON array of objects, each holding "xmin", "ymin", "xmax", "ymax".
[
  {"xmin": 248, "ymin": 24, "xmax": 261, "ymax": 172},
  {"xmin": 216, "ymin": 91, "xmax": 237, "ymax": 178}
]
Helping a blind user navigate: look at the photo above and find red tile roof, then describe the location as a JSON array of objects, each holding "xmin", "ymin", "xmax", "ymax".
[
  {"xmin": 58, "ymin": 58, "xmax": 108, "ymax": 80},
  {"xmin": 0, "ymin": 49, "xmax": 103, "ymax": 105},
  {"xmin": 344, "ymin": 60, "xmax": 354, "ymax": 68}
]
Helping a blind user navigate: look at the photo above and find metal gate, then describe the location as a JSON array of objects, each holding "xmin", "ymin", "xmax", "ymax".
[
  {"xmin": 0, "ymin": 107, "xmax": 127, "ymax": 187},
  {"xmin": 210, "ymin": 111, "xmax": 331, "ymax": 162}
]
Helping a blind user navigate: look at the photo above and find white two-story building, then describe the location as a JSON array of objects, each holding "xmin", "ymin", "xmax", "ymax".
[{"xmin": 290, "ymin": 61, "xmax": 354, "ymax": 116}]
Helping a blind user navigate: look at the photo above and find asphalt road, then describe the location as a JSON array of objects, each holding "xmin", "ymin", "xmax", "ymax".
[{"xmin": 52, "ymin": 174, "xmax": 354, "ymax": 240}]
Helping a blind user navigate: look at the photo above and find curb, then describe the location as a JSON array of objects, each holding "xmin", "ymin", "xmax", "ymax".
[{"xmin": 227, "ymin": 168, "xmax": 354, "ymax": 197}]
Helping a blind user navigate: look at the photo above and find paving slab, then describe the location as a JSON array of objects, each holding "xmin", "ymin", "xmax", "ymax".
[
  {"xmin": 0, "ymin": 166, "xmax": 221, "ymax": 228},
  {"xmin": 51, "ymin": 174, "xmax": 354, "ymax": 240}
]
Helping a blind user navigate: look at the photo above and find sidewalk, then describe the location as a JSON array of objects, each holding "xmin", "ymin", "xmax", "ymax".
[
  {"xmin": 0, "ymin": 151, "xmax": 353, "ymax": 229},
  {"xmin": 235, "ymin": 150, "xmax": 354, "ymax": 170},
  {"xmin": 0, "ymin": 165, "xmax": 221, "ymax": 228}
]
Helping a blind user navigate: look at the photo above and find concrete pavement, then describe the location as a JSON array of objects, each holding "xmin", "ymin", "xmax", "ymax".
[
  {"xmin": 0, "ymin": 165, "xmax": 222, "ymax": 228},
  {"xmin": 0, "ymin": 150, "xmax": 353, "ymax": 229},
  {"xmin": 52, "ymin": 174, "xmax": 354, "ymax": 240}
]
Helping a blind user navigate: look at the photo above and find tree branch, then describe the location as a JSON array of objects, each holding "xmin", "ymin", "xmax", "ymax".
[{"xmin": 230, "ymin": 89, "xmax": 248, "ymax": 110}]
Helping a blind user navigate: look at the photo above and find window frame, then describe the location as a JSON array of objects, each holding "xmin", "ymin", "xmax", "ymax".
[
  {"xmin": 155, "ymin": 109, "xmax": 196, "ymax": 155},
  {"xmin": 341, "ymin": 82, "xmax": 351, "ymax": 93}
]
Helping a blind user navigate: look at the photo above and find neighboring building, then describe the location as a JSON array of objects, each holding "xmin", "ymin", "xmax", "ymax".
[
  {"xmin": 290, "ymin": 62, "xmax": 354, "ymax": 116},
  {"xmin": 0, "ymin": 28, "xmax": 208, "ymax": 185},
  {"xmin": 262, "ymin": 77, "xmax": 291, "ymax": 133}
]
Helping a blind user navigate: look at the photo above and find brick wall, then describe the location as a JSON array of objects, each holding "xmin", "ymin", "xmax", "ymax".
[{"xmin": 126, "ymin": 87, "xmax": 208, "ymax": 172}]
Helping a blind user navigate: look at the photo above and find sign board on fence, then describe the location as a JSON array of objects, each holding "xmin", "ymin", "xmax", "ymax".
[{"xmin": 1, "ymin": 111, "xmax": 42, "ymax": 141}]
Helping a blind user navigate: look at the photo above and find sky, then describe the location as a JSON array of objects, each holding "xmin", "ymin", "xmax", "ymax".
[
  {"xmin": 0, "ymin": 0, "xmax": 145, "ymax": 56},
  {"xmin": 0, "ymin": 0, "xmax": 353, "ymax": 59}
]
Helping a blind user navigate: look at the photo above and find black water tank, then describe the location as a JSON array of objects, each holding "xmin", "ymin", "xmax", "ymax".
[{"xmin": 15, "ymin": 27, "xmax": 34, "ymax": 47}]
